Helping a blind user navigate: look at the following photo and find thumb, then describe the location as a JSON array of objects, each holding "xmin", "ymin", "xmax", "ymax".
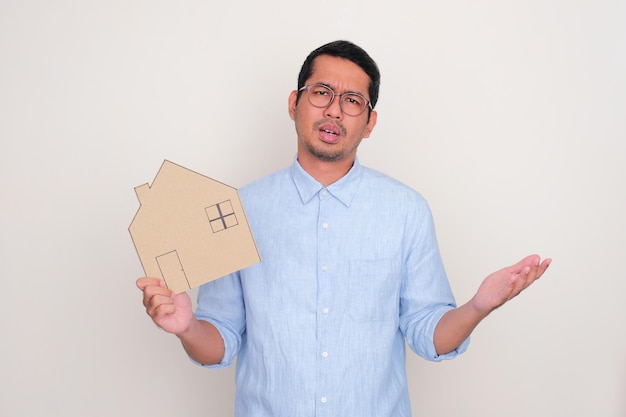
[{"xmin": 172, "ymin": 290, "xmax": 192, "ymax": 310}]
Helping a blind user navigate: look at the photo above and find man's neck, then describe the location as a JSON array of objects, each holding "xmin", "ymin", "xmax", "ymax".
[{"xmin": 297, "ymin": 154, "xmax": 355, "ymax": 187}]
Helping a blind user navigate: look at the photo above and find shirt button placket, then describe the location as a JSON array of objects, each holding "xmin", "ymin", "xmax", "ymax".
[{"xmin": 317, "ymin": 188, "xmax": 332, "ymax": 415}]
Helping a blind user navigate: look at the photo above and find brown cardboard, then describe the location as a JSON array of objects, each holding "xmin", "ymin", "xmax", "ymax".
[{"xmin": 129, "ymin": 160, "xmax": 261, "ymax": 293}]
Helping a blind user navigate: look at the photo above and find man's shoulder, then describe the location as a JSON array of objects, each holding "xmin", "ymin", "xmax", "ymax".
[
  {"xmin": 359, "ymin": 165, "xmax": 427, "ymax": 203},
  {"xmin": 239, "ymin": 166, "xmax": 291, "ymax": 196}
]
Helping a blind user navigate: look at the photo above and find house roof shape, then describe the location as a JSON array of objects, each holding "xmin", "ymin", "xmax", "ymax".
[{"xmin": 129, "ymin": 160, "xmax": 261, "ymax": 293}]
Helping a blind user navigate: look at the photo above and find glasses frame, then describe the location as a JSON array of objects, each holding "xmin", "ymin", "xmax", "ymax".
[{"xmin": 298, "ymin": 84, "xmax": 373, "ymax": 116}]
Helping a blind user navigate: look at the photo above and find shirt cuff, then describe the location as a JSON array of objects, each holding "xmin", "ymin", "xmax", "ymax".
[
  {"xmin": 431, "ymin": 335, "xmax": 471, "ymax": 361},
  {"xmin": 186, "ymin": 317, "xmax": 236, "ymax": 369}
]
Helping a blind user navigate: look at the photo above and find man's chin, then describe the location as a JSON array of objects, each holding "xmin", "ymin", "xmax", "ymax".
[{"xmin": 307, "ymin": 145, "xmax": 343, "ymax": 162}]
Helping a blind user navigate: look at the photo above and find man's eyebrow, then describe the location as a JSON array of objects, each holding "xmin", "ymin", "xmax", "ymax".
[{"xmin": 315, "ymin": 81, "xmax": 366, "ymax": 96}]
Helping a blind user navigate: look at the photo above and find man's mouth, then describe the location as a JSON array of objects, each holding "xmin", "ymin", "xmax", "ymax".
[{"xmin": 319, "ymin": 123, "xmax": 342, "ymax": 142}]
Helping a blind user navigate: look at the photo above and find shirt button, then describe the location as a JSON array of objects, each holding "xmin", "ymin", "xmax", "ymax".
[
  {"xmin": 321, "ymin": 265, "xmax": 328, "ymax": 271},
  {"xmin": 322, "ymin": 222, "xmax": 328, "ymax": 229},
  {"xmin": 321, "ymin": 190, "xmax": 328, "ymax": 196},
  {"xmin": 322, "ymin": 307, "xmax": 329, "ymax": 314},
  {"xmin": 321, "ymin": 351, "xmax": 328, "ymax": 358},
  {"xmin": 320, "ymin": 396, "xmax": 327, "ymax": 403}
]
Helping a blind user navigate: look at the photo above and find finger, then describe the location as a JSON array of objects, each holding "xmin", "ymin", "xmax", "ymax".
[
  {"xmin": 141, "ymin": 281, "xmax": 171, "ymax": 297},
  {"xmin": 150, "ymin": 298, "xmax": 177, "ymax": 319},
  {"xmin": 145, "ymin": 292, "xmax": 175, "ymax": 316},
  {"xmin": 510, "ymin": 267, "xmax": 531, "ymax": 295},
  {"xmin": 515, "ymin": 258, "xmax": 551, "ymax": 293},
  {"xmin": 142, "ymin": 285, "xmax": 173, "ymax": 309},
  {"xmin": 532, "ymin": 258, "xmax": 552, "ymax": 280},
  {"xmin": 507, "ymin": 254, "xmax": 540, "ymax": 274},
  {"xmin": 136, "ymin": 277, "xmax": 163, "ymax": 291}
]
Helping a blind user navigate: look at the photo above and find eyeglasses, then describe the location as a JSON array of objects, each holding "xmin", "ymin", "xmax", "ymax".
[{"xmin": 298, "ymin": 84, "xmax": 372, "ymax": 116}]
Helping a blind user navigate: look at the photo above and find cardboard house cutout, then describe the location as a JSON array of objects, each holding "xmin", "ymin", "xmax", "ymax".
[{"xmin": 129, "ymin": 160, "xmax": 260, "ymax": 293}]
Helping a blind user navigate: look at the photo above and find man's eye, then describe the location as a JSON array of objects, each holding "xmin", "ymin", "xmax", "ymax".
[{"xmin": 345, "ymin": 95, "xmax": 362, "ymax": 106}]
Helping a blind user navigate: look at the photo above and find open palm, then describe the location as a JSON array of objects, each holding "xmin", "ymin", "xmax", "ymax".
[{"xmin": 471, "ymin": 255, "xmax": 551, "ymax": 314}]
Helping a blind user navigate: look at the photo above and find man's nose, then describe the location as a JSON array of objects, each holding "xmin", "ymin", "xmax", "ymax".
[{"xmin": 324, "ymin": 97, "xmax": 343, "ymax": 120}]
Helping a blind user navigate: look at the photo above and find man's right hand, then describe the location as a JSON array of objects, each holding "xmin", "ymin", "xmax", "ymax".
[{"xmin": 136, "ymin": 277, "xmax": 193, "ymax": 335}]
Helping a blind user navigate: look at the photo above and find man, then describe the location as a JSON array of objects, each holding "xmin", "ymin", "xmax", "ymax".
[{"xmin": 137, "ymin": 40, "xmax": 551, "ymax": 417}]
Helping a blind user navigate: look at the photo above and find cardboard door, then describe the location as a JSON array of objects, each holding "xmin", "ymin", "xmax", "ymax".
[{"xmin": 156, "ymin": 250, "xmax": 190, "ymax": 292}]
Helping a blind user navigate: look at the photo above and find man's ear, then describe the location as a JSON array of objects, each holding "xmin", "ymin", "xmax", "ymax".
[
  {"xmin": 288, "ymin": 90, "xmax": 298, "ymax": 121},
  {"xmin": 363, "ymin": 110, "xmax": 378, "ymax": 138}
]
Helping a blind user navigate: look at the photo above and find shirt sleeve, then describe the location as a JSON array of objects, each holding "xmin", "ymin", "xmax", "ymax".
[
  {"xmin": 193, "ymin": 271, "xmax": 246, "ymax": 368},
  {"xmin": 398, "ymin": 197, "xmax": 470, "ymax": 361}
]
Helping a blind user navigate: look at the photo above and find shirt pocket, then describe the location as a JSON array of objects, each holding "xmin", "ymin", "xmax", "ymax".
[{"xmin": 348, "ymin": 259, "xmax": 401, "ymax": 322}]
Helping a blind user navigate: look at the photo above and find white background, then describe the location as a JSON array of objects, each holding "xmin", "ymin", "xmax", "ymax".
[{"xmin": 1, "ymin": 1, "xmax": 625, "ymax": 416}]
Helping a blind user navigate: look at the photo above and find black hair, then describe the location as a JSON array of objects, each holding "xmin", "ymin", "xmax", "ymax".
[{"xmin": 297, "ymin": 40, "xmax": 381, "ymax": 113}]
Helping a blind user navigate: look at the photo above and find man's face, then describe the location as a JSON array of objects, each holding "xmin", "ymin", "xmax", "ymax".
[{"xmin": 289, "ymin": 55, "xmax": 377, "ymax": 165}]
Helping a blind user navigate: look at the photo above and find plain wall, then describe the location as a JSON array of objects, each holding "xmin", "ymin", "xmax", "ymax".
[{"xmin": 1, "ymin": 1, "xmax": 624, "ymax": 416}]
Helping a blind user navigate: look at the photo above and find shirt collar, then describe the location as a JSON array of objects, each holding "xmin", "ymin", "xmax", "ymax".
[{"xmin": 290, "ymin": 156, "xmax": 363, "ymax": 207}]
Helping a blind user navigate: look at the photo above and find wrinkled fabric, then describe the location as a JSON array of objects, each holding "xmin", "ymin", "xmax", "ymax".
[{"xmin": 195, "ymin": 158, "xmax": 469, "ymax": 417}]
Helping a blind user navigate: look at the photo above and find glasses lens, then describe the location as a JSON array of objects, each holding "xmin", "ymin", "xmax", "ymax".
[
  {"xmin": 307, "ymin": 85, "xmax": 333, "ymax": 108},
  {"xmin": 341, "ymin": 94, "xmax": 366, "ymax": 116}
]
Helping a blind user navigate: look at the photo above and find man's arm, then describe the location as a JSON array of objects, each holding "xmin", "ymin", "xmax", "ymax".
[
  {"xmin": 136, "ymin": 278, "xmax": 225, "ymax": 365},
  {"xmin": 434, "ymin": 254, "xmax": 551, "ymax": 355}
]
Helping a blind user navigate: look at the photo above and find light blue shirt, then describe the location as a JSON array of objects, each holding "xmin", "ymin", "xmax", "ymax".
[{"xmin": 196, "ymin": 158, "xmax": 469, "ymax": 417}]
